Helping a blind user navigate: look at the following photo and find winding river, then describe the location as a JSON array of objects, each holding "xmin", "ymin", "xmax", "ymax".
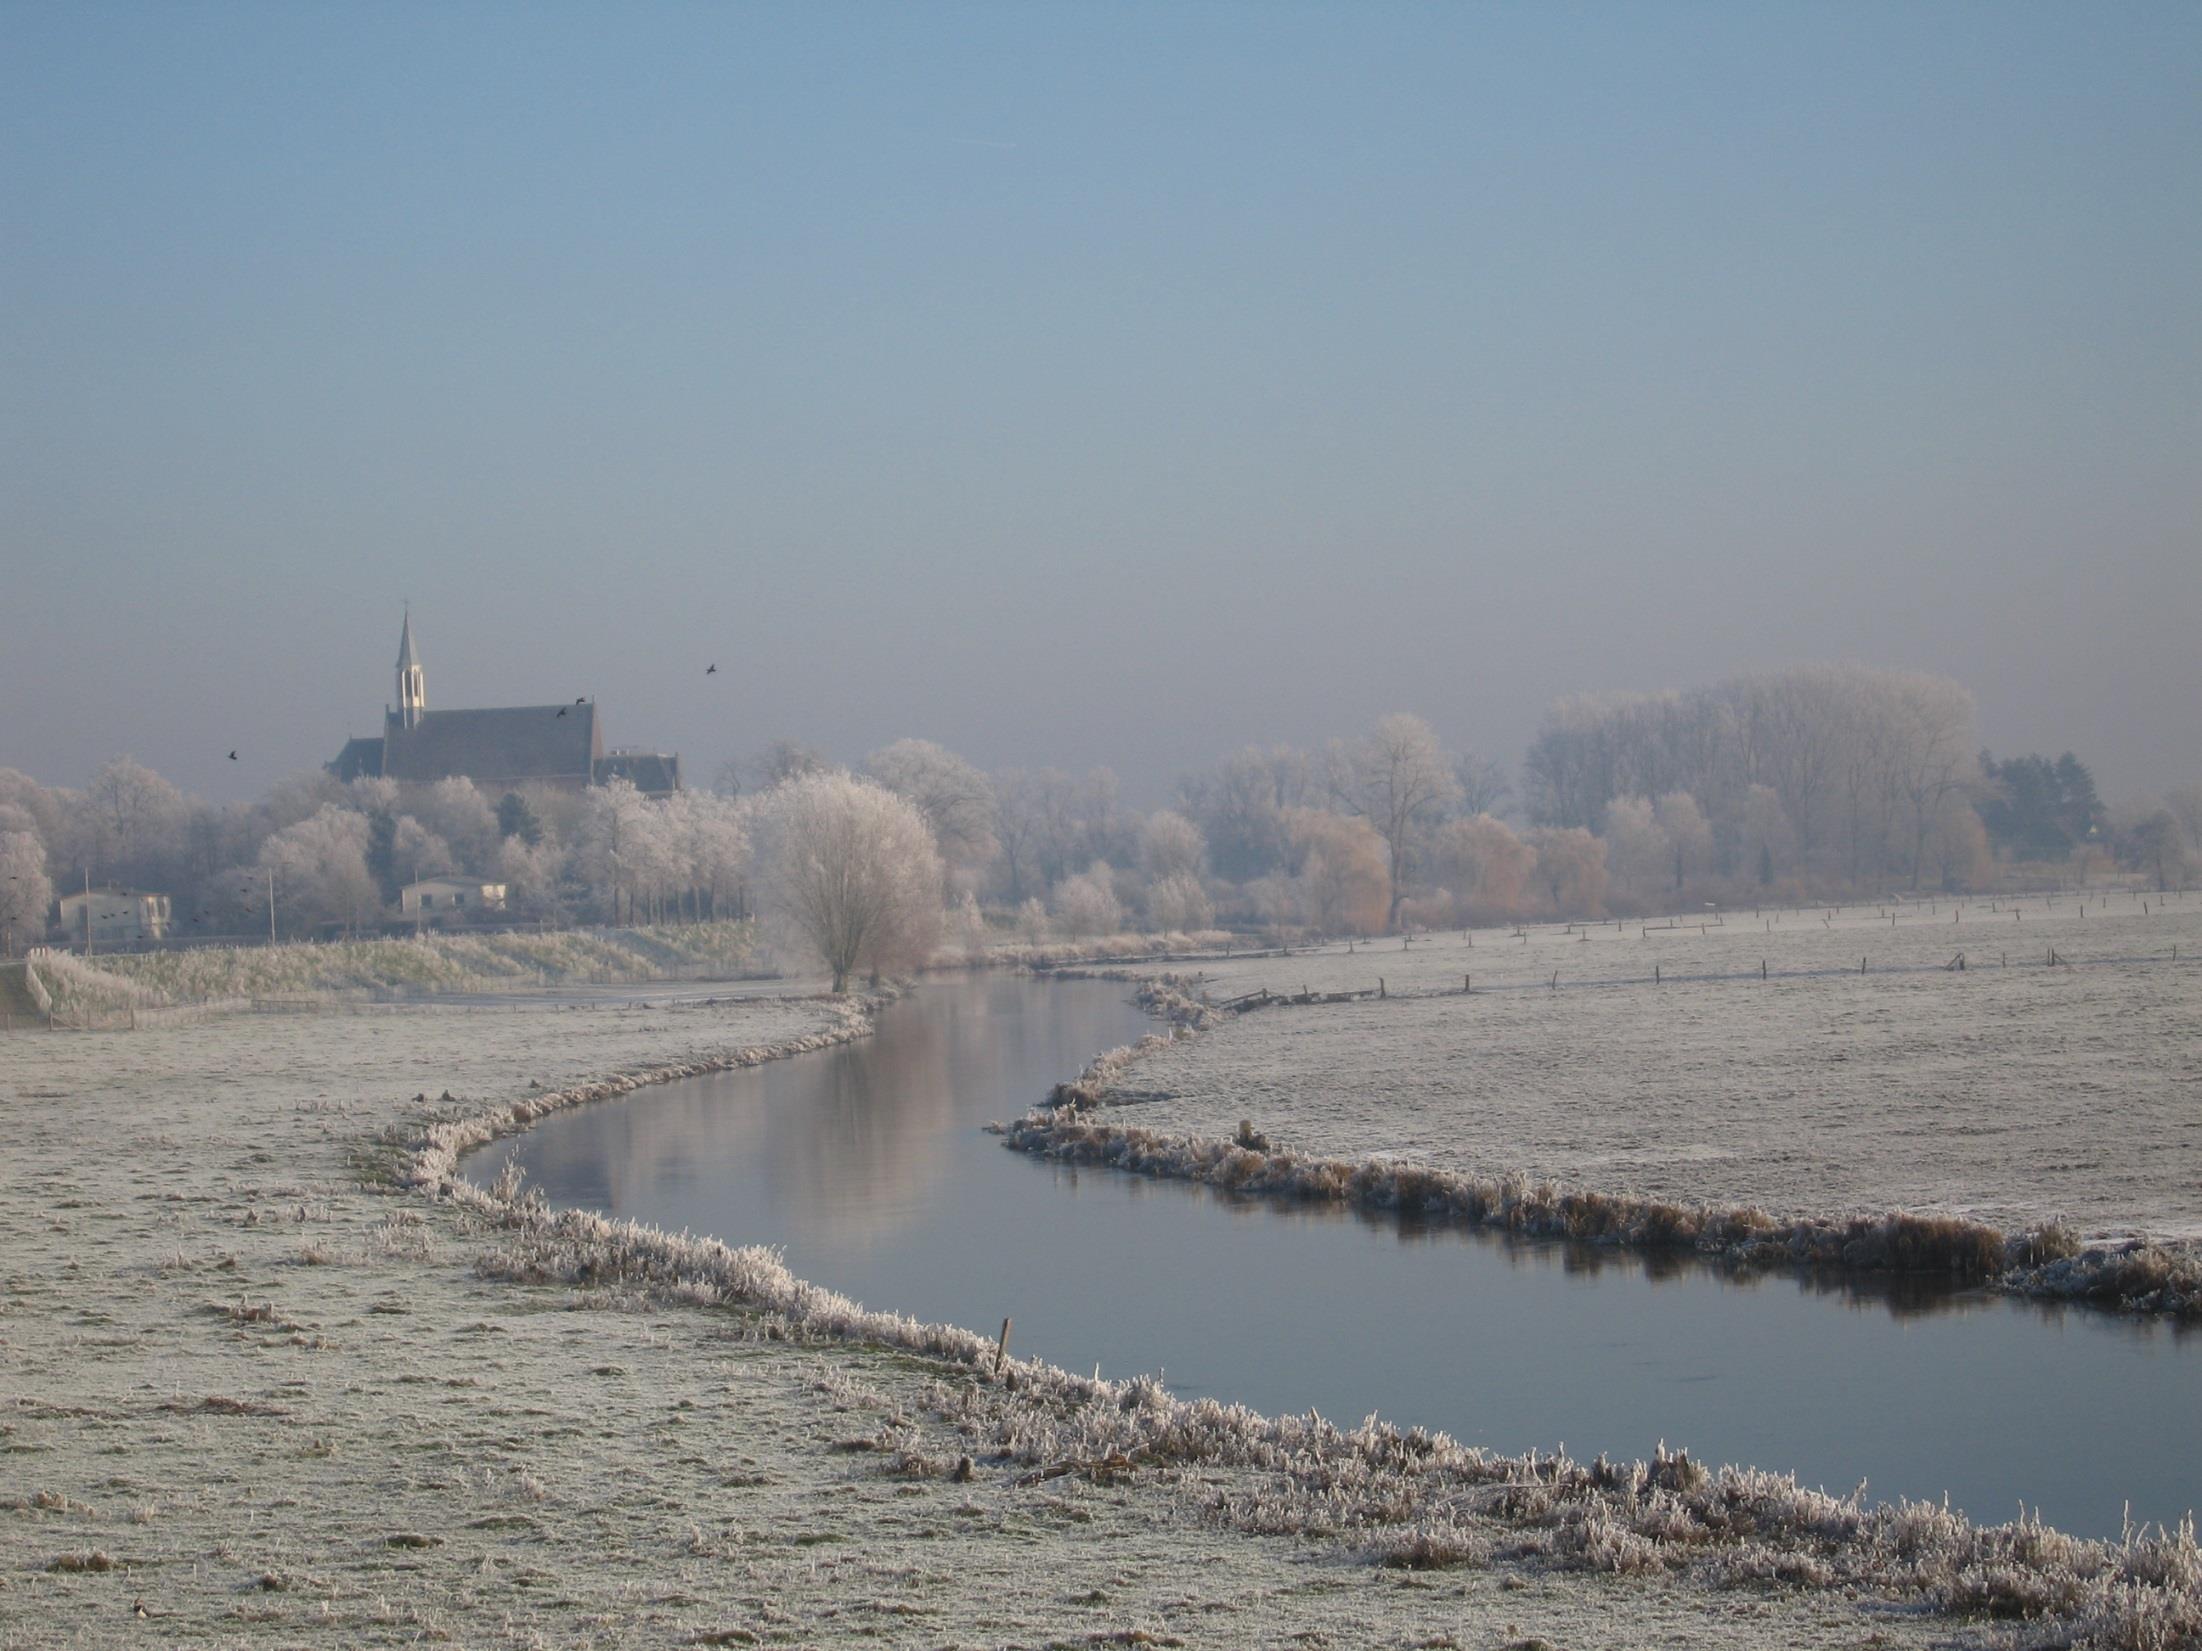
[{"xmin": 474, "ymin": 974, "xmax": 2198, "ymax": 1541}]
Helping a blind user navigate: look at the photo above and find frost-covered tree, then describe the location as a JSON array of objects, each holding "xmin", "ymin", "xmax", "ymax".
[
  {"xmin": 1885, "ymin": 673, "xmax": 1975, "ymax": 888},
  {"xmin": 1452, "ymin": 754, "xmax": 1512, "ymax": 819},
  {"xmin": 940, "ymin": 889, "xmax": 988, "ymax": 962},
  {"xmin": 0, "ymin": 769, "xmax": 67, "ymax": 863},
  {"xmin": 1285, "ymin": 808, "xmax": 1390, "ymax": 936},
  {"xmin": 1741, "ymin": 784, "xmax": 1796, "ymax": 887},
  {"xmin": 496, "ymin": 790, "xmax": 543, "ymax": 847},
  {"xmin": 1177, "ymin": 745, "xmax": 1309, "ymax": 882},
  {"xmin": 1429, "ymin": 813, "xmax": 1533, "ymax": 923},
  {"xmin": 258, "ymin": 805, "xmax": 378, "ymax": 936},
  {"xmin": 410, "ymin": 777, "xmax": 500, "ymax": 874},
  {"xmin": 866, "ymin": 739, "xmax": 998, "ymax": 874},
  {"xmin": 258, "ymin": 769, "xmax": 345, "ymax": 835},
  {"xmin": 392, "ymin": 817, "xmax": 457, "ymax": 886},
  {"xmin": 2166, "ymin": 785, "xmax": 2202, "ymax": 859},
  {"xmin": 0, "ymin": 829, "xmax": 52, "ymax": 953},
  {"xmin": 674, "ymin": 791, "xmax": 750, "ymax": 920},
  {"xmin": 1653, "ymin": 792, "xmax": 1714, "ymax": 894},
  {"xmin": 1600, "ymin": 796, "xmax": 1670, "ymax": 911},
  {"xmin": 496, "ymin": 834, "xmax": 568, "ymax": 920},
  {"xmin": 754, "ymin": 739, "xmax": 828, "ymax": 790},
  {"xmin": 1138, "ymin": 810, "xmax": 1206, "ymax": 882},
  {"xmin": 1326, "ymin": 714, "xmax": 1460, "ymax": 926},
  {"xmin": 80, "ymin": 757, "xmax": 185, "ymax": 886},
  {"xmin": 1529, "ymin": 826, "xmax": 1608, "ymax": 918},
  {"xmin": 1144, "ymin": 872, "xmax": 1213, "ymax": 933},
  {"xmin": 1928, "ymin": 796, "xmax": 1994, "ymax": 892},
  {"xmin": 754, "ymin": 772, "xmax": 942, "ymax": 993},
  {"xmin": 575, "ymin": 779, "xmax": 654, "ymax": 924},
  {"xmin": 346, "ymin": 776, "xmax": 401, "ymax": 816},
  {"xmin": 989, "ymin": 769, "xmax": 1044, "ymax": 906},
  {"xmin": 2114, "ymin": 806, "xmax": 2191, "ymax": 892},
  {"xmin": 1051, "ymin": 863, "xmax": 1122, "ymax": 941}
]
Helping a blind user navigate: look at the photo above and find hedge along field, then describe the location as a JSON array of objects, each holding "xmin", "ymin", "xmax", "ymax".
[
  {"xmin": 31, "ymin": 919, "xmax": 762, "ymax": 1012},
  {"xmin": 1083, "ymin": 895, "xmax": 2202, "ymax": 1245}
]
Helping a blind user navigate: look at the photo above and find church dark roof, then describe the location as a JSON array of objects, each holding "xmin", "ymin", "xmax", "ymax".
[
  {"xmin": 382, "ymin": 705, "xmax": 603, "ymax": 787},
  {"xmin": 594, "ymin": 751, "xmax": 682, "ymax": 795},
  {"xmin": 330, "ymin": 736, "xmax": 386, "ymax": 784},
  {"xmin": 329, "ymin": 613, "xmax": 680, "ymax": 796}
]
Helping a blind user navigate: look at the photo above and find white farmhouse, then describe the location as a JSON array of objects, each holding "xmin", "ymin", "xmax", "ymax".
[{"xmin": 398, "ymin": 877, "xmax": 508, "ymax": 917}]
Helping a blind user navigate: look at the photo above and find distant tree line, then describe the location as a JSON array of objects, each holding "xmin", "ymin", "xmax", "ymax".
[{"xmin": 3, "ymin": 660, "xmax": 2196, "ymax": 963}]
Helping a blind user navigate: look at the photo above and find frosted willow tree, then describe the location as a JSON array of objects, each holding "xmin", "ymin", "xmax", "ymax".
[
  {"xmin": 1429, "ymin": 813, "xmax": 1532, "ymax": 922},
  {"xmin": 756, "ymin": 772, "xmax": 942, "ymax": 993}
]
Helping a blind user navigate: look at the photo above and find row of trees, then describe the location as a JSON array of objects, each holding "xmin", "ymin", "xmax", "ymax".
[
  {"xmin": 5, "ymin": 667, "xmax": 2196, "ymax": 960},
  {"xmin": 1521, "ymin": 665, "xmax": 1985, "ymax": 891}
]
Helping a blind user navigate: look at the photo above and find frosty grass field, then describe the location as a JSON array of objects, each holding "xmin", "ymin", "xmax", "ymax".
[
  {"xmin": 1099, "ymin": 892, "xmax": 2202, "ymax": 1245},
  {"xmin": 5, "ymin": 894, "xmax": 2200, "ymax": 1647}
]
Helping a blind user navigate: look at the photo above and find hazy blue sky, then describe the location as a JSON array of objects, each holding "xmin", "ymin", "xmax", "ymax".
[{"xmin": 4, "ymin": 3, "xmax": 2196, "ymax": 804}]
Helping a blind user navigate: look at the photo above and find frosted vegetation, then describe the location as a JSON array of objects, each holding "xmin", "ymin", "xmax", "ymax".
[
  {"xmin": 1010, "ymin": 897, "xmax": 2202, "ymax": 1314},
  {"xmin": 31, "ymin": 920, "xmax": 760, "ymax": 1013},
  {"xmin": 9, "ymin": 663, "xmax": 2201, "ymax": 977}
]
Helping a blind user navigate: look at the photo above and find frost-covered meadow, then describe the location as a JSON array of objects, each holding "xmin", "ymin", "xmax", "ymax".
[
  {"xmin": 1086, "ymin": 892, "xmax": 2202, "ymax": 1242},
  {"xmin": 10, "ymin": 976, "xmax": 2199, "ymax": 1646},
  {"xmin": 0, "ymin": 991, "xmax": 2009, "ymax": 1651}
]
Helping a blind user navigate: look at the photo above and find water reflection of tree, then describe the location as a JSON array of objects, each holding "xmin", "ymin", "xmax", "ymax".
[{"xmin": 576, "ymin": 998, "xmax": 964, "ymax": 1252}]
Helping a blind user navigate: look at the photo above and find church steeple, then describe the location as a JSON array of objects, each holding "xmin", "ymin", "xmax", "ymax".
[{"xmin": 396, "ymin": 607, "xmax": 427, "ymax": 730}]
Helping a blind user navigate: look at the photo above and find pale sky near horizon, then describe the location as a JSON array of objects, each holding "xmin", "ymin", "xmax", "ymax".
[{"xmin": 3, "ymin": 3, "xmax": 2196, "ymax": 806}]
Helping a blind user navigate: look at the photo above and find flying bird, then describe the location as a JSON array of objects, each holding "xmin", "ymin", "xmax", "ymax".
[
  {"xmin": 705, "ymin": 663, "xmax": 717, "ymax": 675},
  {"xmin": 556, "ymin": 706, "xmax": 568, "ymax": 718},
  {"xmin": 228, "ymin": 750, "xmax": 238, "ymax": 761},
  {"xmin": 575, "ymin": 696, "xmax": 587, "ymax": 704}
]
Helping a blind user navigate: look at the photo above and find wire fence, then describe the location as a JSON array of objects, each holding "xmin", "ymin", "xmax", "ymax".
[{"xmin": 1211, "ymin": 943, "xmax": 2199, "ymax": 1011}]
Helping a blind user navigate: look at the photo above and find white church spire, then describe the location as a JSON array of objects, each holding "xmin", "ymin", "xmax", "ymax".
[{"xmin": 396, "ymin": 606, "xmax": 426, "ymax": 730}]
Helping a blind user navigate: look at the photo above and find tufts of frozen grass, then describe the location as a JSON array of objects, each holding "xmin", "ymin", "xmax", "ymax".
[
  {"xmin": 2009, "ymin": 1242, "xmax": 2202, "ymax": 1317},
  {"xmin": 1005, "ymin": 1110, "xmax": 2200, "ymax": 1319}
]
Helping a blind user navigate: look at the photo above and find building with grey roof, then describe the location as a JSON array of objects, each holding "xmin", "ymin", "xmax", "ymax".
[{"xmin": 329, "ymin": 612, "xmax": 680, "ymax": 796}]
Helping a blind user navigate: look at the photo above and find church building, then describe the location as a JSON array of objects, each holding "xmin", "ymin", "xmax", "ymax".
[{"xmin": 329, "ymin": 613, "xmax": 681, "ymax": 796}]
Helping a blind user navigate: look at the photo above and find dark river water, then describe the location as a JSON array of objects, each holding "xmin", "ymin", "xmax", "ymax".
[{"xmin": 475, "ymin": 975, "xmax": 2198, "ymax": 1540}]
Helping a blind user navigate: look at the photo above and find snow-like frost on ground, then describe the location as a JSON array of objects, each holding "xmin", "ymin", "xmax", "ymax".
[
  {"xmin": 1107, "ymin": 896, "xmax": 2202, "ymax": 1243},
  {"xmin": 6, "ymin": 990, "xmax": 2035, "ymax": 1650}
]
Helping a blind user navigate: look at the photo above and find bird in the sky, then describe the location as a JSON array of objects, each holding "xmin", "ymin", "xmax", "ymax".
[
  {"xmin": 228, "ymin": 750, "xmax": 238, "ymax": 761},
  {"xmin": 575, "ymin": 696, "xmax": 586, "ymax": 704},
  {"xmin": 705, "ymin": 663, "xmax": 717, "ymax": 675},
  {"xmin": 556, "ymin": 707, "xmax": 568, "ymax": 718}
]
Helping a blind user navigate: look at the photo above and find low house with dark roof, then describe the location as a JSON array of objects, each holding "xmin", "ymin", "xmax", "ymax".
[{"xmin": 329, "ymin": 613, "xmax": 681, "ymax": 797}]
